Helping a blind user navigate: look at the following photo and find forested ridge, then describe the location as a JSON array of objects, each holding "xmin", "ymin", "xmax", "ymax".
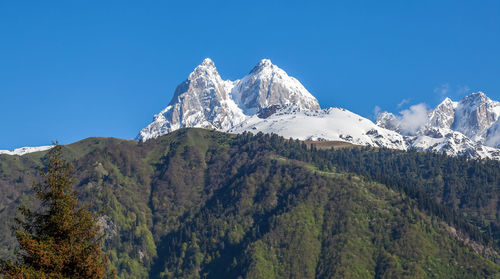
[{"xmin": 0, "ymin": 128, "xmax": 499, "ymax": 278}]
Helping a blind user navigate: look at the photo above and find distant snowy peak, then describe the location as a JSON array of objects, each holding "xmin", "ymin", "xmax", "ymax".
[
  {"xmin": 375, "ymin": 111, "xmax": 400, "ymax": 132},
  {"xmin": 428, "ymin": 97, "xmax": 458, "ymax": 129},
  {"xmin": 0, "ymin": 145, "xmax": 53, "ymax": 156},
  {"xmin": 407, "ymin": 128, "xmax": 500, "ymax": 160},
  {"xmin": 452, "ymin": 92, "xmax": 500, "ymax": 142},
  {"xmin": 231, "ymin": 59, "xmax": 320, "ymax": 114},
  {"xmin": 376, "ymin": 92, "xmax": 500, "ymax": 159},
  {"xmin": 376, "ymin": 92, "xmax": 500, "ymax": 139},
  {"xmin": 377, "ymin": 92, "xmax": 500, "ymax": 141}
]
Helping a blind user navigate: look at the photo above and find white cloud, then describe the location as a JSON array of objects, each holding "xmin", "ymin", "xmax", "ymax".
[
  {"xmin": 434, "ymin": 83, "xmax": 450, "ymax": 96},
  {"xmin": 485, "ymin": 121, "xmax": 500, "ymax": 148},
  {"xmin": 397, "ymin": 98, "xmax": 411, "ymax": 108},
  {"xmin": 398, "ymin": 103, "xmax": 428, "ymax": 135},
  {"xmin": 433, "ymin": 83, "xmax": 470, "ymax": 99},
  {"xmin": 373, "ymin": 105, "xmax": 381, "ymax": 119},
  {"xmin": 457, "ymin": 85, "xmax": 471, "ymax": 96}
]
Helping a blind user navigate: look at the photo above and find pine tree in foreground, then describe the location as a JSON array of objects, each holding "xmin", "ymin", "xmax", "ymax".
[{"xmin": 0, "ymin": 145, "xmax": 111, "ymax": 279}]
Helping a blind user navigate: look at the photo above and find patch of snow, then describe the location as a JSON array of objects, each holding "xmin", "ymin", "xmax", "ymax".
[{"xmin": 0, "ymin": 145, "xmax": 53, "ymax": 156}]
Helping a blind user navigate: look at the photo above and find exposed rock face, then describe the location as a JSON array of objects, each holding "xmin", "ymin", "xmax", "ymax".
[{"xmin": 452, "ymin": 92, "xmax": 500, "ymax": 142}]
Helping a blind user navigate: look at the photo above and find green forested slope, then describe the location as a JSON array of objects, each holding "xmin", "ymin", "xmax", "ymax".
[{"xmin": 0, "ymin": 128, "xmax": 499, "ymax": 278}]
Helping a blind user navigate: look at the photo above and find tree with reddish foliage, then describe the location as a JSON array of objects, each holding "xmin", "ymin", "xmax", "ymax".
[{"xmin": 0, "ymin": 145, "xmax": 112, "ymax": 278}]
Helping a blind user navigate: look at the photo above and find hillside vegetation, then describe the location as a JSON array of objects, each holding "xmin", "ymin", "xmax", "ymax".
[{"xmin": 0, "ymin": 128, "xmax": 499, "ymax": 278}]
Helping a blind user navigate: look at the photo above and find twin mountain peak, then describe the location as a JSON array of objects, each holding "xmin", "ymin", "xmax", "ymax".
[
  {"xmin": 136, "ymin": 58, "xmax": 320, "ymax": 142},
  {"xmin": 137, "ymin": 58, "xmax": 500, "ymax": 160}
]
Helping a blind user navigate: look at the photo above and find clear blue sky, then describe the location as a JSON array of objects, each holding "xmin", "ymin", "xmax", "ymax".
[{"xmin": 1, "ymin": 1, "xmax": 499, "ymax": 149}]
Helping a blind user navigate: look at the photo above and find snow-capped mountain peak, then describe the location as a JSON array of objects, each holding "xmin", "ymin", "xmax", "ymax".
[
  {"xmin": 452, "ymin": 91, "xmax": 500, "ymax": 142},
  {"xmin": 137, "ymin": 58, "xmax": 321, "ymax": 141},
  {"xmin": 201, "ymin": 57, "xmax": 215, "ymax": 66},
  {"xmin": 250, "ymin": 58, "xmax": 273, "ymax": 73},
  {"xmin": 188, "ymin": 58, "xmax": 218, "ymax": 80},
  {"xmin": 427, "ymin": 97, "xmax": 458, "ymax": 129},
  {"xmin": 136, "ymin": 58, "xmax": 245, "ymax": 142},
  {"xmin": 375, "ymin": 111, "xmax": 400, "ymax": 132},
  {"xmin": 230, "ymin": 59, "xmax": 321, "ymax": 114},
  {"xmin": 463, "ymin": 91, "xmax": 488, "ymax": 104},
  {"xmin": 375, "ymin": 92, "xmax": 500, "ymax": 160},
  {"xmin": 438, "ymin": 97, "xmax": 458, "ymax": 108}
]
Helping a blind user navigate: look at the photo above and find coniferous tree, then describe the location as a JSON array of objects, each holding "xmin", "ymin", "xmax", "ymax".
[{"xmin": 0, "ymin": 145, "xmax": 110, "ymax": 279}]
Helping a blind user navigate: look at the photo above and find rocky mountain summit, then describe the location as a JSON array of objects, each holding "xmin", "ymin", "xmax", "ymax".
[
  {"xmin": 138, "ymin": 58, "xmax": 500, "ymax": 160},
  {"xmin": 453, "ymin": 92, "xmax": 500, "ymax": 142},
  {"xmin": 428, "ymin": 97, "xmax": 458, "ymax": 129},
  {"xmin": 377, "ymin": 92, "xmax": 500, "ymax": 159},
  {"xmin": 136, "ymin": 58, "xmax": 245, "ymax": 142}
]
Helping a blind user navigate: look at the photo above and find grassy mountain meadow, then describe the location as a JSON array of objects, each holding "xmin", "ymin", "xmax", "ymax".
[{"xmin": 1, "ymin": 128, "xmax": 500, "ymax": 278}]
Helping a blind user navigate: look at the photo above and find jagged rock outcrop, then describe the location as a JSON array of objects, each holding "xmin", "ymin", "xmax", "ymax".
[{"xmin": 428, "ymin": 97, "xmax": 458, "ymax": 129}]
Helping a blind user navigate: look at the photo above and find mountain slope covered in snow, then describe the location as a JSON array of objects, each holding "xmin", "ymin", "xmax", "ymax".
[
  {"xmin": 0, "ymin": 145, "xmax": 53, "ymax": 156},
  {"xmin": 229, "ymin": 106, "xmax": 406, "ymax": 150}
]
